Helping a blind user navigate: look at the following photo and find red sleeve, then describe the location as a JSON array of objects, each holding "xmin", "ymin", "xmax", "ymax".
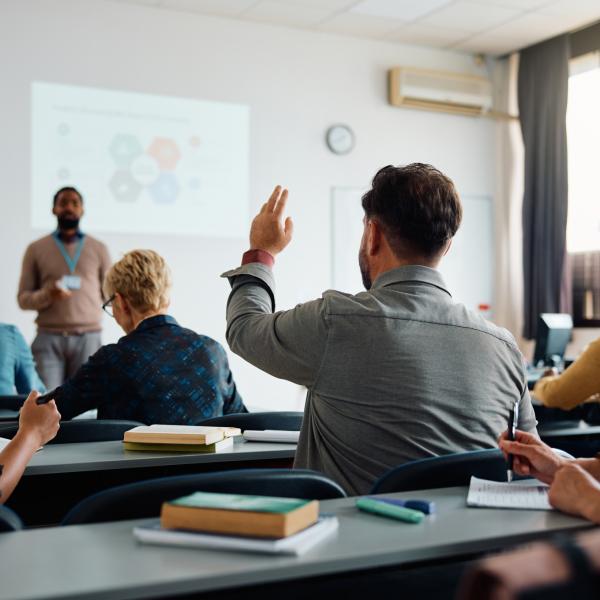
[{"xmin": 241, "ymin": 249, "xmax": 275, "ymax": 268}]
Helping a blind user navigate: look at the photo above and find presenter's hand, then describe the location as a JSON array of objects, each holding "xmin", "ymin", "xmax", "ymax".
[
  {"xmin": 548, "ymin": 463, "xmax": 600, "ymax": 522},
  {"xmin": 499, "ymin": 429, "xmax": 565, "ymax": 484},
  {"xmin": 18, "ymin": 391, "xmax": 61, "ymax": 448},
  {"xmin": 249, "ymin": 186, "xmax": 294, "ymax": 257},
  {"xmin": 47, "ymin": 280, "xmax": 72, "ymax": 301}
]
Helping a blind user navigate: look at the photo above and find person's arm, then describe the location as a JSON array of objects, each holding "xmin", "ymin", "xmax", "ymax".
[
  {"xmin": 533, "ymin": 339, "xmax": 600, "ymax": 410},
  {"xmin": 0, "ymin": 391, "xmax": 60, "ymax": 504},
  {"xmin": 17, "ymin": 245, "xmax": 70, "ymax": 310},
  {"xmin": 548, "ymin": 463, "xmax": 600, "ymax": 522},
  {"xmin": 222, "ymin": 186, "xmax": 329, "ymax": 388},
  {"xmin": 517, "ymin": 386, "xmax": 538, "ymax": 434},
  {"xmin": 12, "ymin": 326, "xmax": 46, "ymax": 394},
  {"xmin": 53, "ymin": 346, "xmax": 111, "ymax": 420}
]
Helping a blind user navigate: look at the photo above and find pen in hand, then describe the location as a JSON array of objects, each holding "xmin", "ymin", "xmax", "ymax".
[
  {"xmin": 507, "ymin": 399, "xmax": 519, "ymax": 483},
  {"xmin": 35, "ymin": 388, "xmax": 60, "ymax": 405}
]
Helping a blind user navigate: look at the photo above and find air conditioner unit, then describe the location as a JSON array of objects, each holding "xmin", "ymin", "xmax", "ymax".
[{"xmin": 388, "ymin": 67, "xmax": 493, "ymax": 117}]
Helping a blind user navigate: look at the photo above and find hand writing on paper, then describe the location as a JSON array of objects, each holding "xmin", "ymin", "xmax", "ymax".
[{"xmin": 249, "ymin": 186, "xmax": 294, "ymax": 257}]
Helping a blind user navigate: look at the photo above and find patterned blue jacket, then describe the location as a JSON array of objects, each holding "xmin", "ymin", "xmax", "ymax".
[{"xmin": 55, "ymin": 315, "xmax": 245, "ymax": 423}]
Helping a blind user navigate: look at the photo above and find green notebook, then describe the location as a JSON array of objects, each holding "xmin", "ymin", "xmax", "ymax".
[{"xmin": 168, "ymin": 492, "xmax": 309, "ymax": 513}]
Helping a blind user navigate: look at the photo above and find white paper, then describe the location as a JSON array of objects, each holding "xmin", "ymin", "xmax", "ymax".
[
  {"xmin": 134, "ymin": 516, "xmax": 338, "ymax": 556},
  {"xmin": 467, "ymin": 476, "xmax": 553, "ymax": 510},
  {"xmin": 243, "ymin": 430, "xmax": 300, "ymax": 443}
]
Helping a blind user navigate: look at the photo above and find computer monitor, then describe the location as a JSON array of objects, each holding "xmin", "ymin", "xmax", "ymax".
[{"xmin": 532, "ymin": 313, "xmax": 573, "ymax": 367}]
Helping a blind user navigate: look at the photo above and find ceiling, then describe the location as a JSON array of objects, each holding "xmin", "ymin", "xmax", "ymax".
[{"xmin": 110, "ymin": 0, "xmax": 600, "ymax": 56}]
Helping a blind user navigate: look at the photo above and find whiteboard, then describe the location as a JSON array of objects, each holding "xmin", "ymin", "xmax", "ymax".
[{"xmin": 331, "ymin": 187, "xmax": 494, "ymax": 315}]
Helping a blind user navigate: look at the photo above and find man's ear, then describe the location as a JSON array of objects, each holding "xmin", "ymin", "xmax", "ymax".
[
  {"xmin": 442, "ymin": 239, "xmax": 452, "ymax": 257},
  {"xmin": 367, "ymin": 220, "xmax": 382, "ymax": 256},
  {"xmin": 52, "ymin": 205, "xmax": 58, "ymax": 217}
]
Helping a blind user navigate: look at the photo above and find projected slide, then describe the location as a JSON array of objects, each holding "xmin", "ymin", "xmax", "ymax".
[{"xmin": 31, "ymin": 82, "xmax": 249, "ymax": 237}]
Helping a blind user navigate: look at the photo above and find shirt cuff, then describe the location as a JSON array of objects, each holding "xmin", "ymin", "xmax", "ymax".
[{"xmin": 242, "ymin": 249, "xmax": 275, "ymax": 268}]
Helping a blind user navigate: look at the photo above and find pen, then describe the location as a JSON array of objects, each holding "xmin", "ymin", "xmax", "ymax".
[
  {"xmin": 35, "ymin": 387, "xmax": 60, "ymax": 405},
  {"xmin": 507, "ymin": 398, "xmax": 519, "ymax": 482}
]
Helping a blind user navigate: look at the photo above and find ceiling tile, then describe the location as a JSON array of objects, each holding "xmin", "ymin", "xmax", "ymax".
[
  {"xmin": 418, "ymin": 1, "xmax": 523, "ymax": 32},
  {"xmin": 267, "ymin": 0, "xmax": 358, "ymax": 10},
  {"xmin": 386, "ymin": 23, "xmax": 471, "ymax": 47},
  {"xmin": 318, "ymin": 12, "xmax": 403, "ymax": 38},
  {"xmin": 468, "ymin": 0, "xmax": 554, "ymax": 9},
  {"xmin": 241, "ymin": 1, "xmax": 334, "ymax": 26},
  {"xmin": 160, "ymin": 0, "xmax": 259, "ymax": 16},
  {"xmin": 350, "ymin": 0, "xmax": 453, "ymax": 21},
  {"xmin": 484, "ymin": 11, "xmax": 570, "ymax": 40}
]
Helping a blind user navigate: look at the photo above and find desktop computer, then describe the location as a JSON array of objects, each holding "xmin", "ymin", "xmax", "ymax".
[{"xmin": 532, "ymin": 313, "xmax": 573, "ymax": 368}]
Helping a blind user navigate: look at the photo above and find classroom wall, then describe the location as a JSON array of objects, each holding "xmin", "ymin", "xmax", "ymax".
[{"xmin": 0, "ymin": 0, "xmax": 499, "ymax": 410}]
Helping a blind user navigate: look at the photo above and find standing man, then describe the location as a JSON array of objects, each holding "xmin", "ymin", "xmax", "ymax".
[
  {"xmin": 222, "ymin": 164, "xmax": 537, "ymax": 495},
  {"xmin": 17, "ymin": 187, "xmax": 111, "ymax": 389}
]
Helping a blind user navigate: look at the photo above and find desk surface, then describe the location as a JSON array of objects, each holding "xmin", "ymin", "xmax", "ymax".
[
  {"xmin": 23, "ymin": 439, "xmax": 297, "ymax": 476},
  {"xmin": 0, "ymin": 486, "xmax": 592, "ymax": 600}
]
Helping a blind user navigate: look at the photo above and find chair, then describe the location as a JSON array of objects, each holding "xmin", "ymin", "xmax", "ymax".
[
  {"xmin": 62, "ymin": 468, "xmax": 346, "ymax": 525},
  {"xmin": 0, "ymin": 505, "xmax": 24, "ymax": 532},
  {"xmin": 0, "ymin": 395, "xmax": 27, "ymax": 410},
  {"xmin": 199, "ymin": 411, "xmax": 303, "ymax": 431},
  {"xmin": 540, "ymin": 426, "xmax": 600, "ymax": 458},
  {"xmin": 0, "ymin": 419, "xmax": 143, "ymax": 444},
  {"xmin": 371, "ymin": 449, "xmax": 508, "ymax": 494}
]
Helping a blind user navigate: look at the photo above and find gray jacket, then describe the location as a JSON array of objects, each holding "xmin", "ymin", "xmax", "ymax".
[{"xmin": 222, "ymin": 263, "xmax": 537, "ymax": 495}]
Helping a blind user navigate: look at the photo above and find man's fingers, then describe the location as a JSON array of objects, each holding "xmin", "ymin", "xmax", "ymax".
[
  {"xmin": 266, "ymin": 186, "xmax": 282, "ymax": 212},
  {"xmin": 284, "ymin": 216, "xmax": 294, "ymax": 240},
  {"xmin": 501, "ymin": 440, "xmax": 539, "ymax": 461},
  {"xmin": 273, "ymin": 188, "xmax": 288, "ymax": 218}
]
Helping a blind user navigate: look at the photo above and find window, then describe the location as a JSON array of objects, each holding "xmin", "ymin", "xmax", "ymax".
[{"xmin": 567, "ymin": 53, "xmax": 600, "ymax": 326}]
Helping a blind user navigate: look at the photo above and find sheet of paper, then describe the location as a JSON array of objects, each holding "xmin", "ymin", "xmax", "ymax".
[{"xmin": 467, "ymin": 476, "xmax": 552, "ymax": 510}]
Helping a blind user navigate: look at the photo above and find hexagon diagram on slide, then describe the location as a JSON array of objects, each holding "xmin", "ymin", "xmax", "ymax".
[
  {"xmin": 149, "ymin": 173, "xmax": 179, "ymax": 204},
  {"xmin": 147, "ymin": 137, "xmax": 181, "ymax": 171},
  {"xmin": 109, "ymin": 170, "xmax": 143, "ymax": 203},
  {"xmin": 109, "ymin": 134, "xmax": 143, "ymax": 168}
]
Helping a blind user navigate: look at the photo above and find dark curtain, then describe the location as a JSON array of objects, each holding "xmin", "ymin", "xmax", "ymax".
[{"xmin": 518, "ymin": 34, "xmax": 570, "ymax": 339}]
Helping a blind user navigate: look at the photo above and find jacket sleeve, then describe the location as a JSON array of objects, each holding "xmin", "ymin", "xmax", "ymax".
[{"xmin": 222, "ymin": 263, "xmax": 329, "ymax": 389}]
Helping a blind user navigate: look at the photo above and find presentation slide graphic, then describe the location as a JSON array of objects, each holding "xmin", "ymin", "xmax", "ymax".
[{"xmin": 31, "ymin": 82, "xmax": 250, "ymax": 237}]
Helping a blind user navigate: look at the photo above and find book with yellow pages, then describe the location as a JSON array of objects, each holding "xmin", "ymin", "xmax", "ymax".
[
  {"xmin": 123, "ymin": 436, "xmax": 234, "ymax": 453},
  {"xmin": 123, "ymin": 425, "xmax": 241, "ymax": 446},
  {"xmin": 160, "ymin": 491, "xmax": 319, "ymax": 539}
]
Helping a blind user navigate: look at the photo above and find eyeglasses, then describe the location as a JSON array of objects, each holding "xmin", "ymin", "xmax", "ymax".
[{"xmin": 102, "ymin": 295, "xmax": 115, "ymax": 318}]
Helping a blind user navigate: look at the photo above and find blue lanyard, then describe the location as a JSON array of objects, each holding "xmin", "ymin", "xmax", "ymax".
[{"xmin": 52, "ymin": 231, "xmax": 86, "ymax": 275}]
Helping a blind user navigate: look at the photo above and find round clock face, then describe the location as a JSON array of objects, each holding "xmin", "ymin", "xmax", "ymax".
[{"xmin": 326, "ymin": 125, "xmax": 355, "ymax": 155}]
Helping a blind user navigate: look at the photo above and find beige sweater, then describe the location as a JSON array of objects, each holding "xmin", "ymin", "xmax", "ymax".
[
  {"xmin": 17, "ymin": 233, "xmax": 111, "ymax": 334},
  {"xmin": 533, "ymin": 338, "xmax": 600, "ymax": 410}
]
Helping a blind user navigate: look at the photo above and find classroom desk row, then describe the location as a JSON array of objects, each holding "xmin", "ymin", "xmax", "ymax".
[
  {"xmin": 0, "ymin": 485, "xmax": 593, "ymax": 600},
  {"xmin": 7, "ymin": 439, "xmax": 297, "ymax": 526}
]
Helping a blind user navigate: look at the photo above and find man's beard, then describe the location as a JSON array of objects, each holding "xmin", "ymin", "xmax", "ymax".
[
  {"xmin": 57, "ymin": 216, "xmax": 80, "ymax": 230},
  {"xmin": 358, "ymin": 246, "xmax": 372, "ymax": 290}
]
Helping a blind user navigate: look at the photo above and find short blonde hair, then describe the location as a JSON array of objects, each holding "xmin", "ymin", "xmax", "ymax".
[{"xmin": 104, "ymin": 249, "xmax": 172, "ymax": 313}]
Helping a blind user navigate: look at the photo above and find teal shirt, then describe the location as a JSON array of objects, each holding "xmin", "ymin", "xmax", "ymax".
[{"xmin": 0, "ymin": 324, "xmax": 46, "ymax": 395}]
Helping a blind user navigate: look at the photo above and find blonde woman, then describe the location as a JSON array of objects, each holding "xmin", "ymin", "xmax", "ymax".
[{"xmin": 49, "ymin": 250, "xmax": 245, "ymax": 424}]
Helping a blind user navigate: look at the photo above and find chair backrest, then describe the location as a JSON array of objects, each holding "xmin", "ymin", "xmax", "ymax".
[
  {"xmin": 0, "ymin": 419, "xmax": 144, "ymax": 444},
  {"xmin": 0, "ymin": 505, "xmax": 24, "ymax": 533},
  {"xmin": 200, "ymin": 411, "xmax": 303, "ymax": 431},
  {"xmin": 371, "ymin": 449, "xmax": 508, "ymax": 494},
  {"xmin": 0, "ymin": 395, "xmax": 27, "ymax": 410},
  {"xmin": 63, "ymin": 468, "xmax": 346, "ymax": 525}
]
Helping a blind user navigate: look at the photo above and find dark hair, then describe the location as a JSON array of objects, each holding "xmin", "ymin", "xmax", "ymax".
[
  {"xmin": 361, "ymin": 163, "xmax": 462, "ymax": 259},
  {"xmin": 53, "ymin": 187, "xmax": 83, "ymax": 207}
]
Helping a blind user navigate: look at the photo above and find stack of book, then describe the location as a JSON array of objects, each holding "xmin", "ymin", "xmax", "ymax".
[
  {"xmin": 134, "ymin": 491, "xmax": 338, "ymax": 555},
  {"xmin": 123, "ymin": 424, "xmax": 241, "ymax": 453}
]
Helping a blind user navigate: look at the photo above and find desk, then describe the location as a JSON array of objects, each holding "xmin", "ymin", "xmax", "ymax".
[
  {"xmin": 0, "ymin": 486, "xmax": 592, "ymax": 600},
  {"xmin": 8, "ymin": 439, "xmax": 296, "ymax": 526}
]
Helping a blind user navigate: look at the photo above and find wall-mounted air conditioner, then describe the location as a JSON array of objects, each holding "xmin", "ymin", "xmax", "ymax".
[{"xmin": 388, "ymin": 67, "xmax": 493, "ymax": 117}]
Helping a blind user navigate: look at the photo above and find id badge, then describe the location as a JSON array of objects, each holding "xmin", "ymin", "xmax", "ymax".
[{"xmin": 61, "ymin": 275, "xmax": 82, "ymax": 290}]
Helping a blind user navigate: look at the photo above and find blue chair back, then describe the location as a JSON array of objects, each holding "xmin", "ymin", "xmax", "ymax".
[
  {"xmin": 200, "ymin": 411, "xmax": 303, "ymax": 431},
  {"xmin": 371, "ymin": 449, "xmax": 508, "ymax": 494},
  {"xmin": 0, "ymin": 505, "xmax": 24, "ymax": 532},
  {"xmin": 63, "ymin": 468, "xmax": 346, "ymax": 525},
  {"xmin": 0, "ymin": 419, "xmax": 143, "ymax": 444}
]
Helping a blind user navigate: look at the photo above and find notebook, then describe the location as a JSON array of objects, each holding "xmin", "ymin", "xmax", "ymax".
[
  {"xmin": 123, "ymin": 425, "xmax": 241, "ymax": 446},
  {"xmin": 242, "ymin": 430, "xmax": 300, "ymax": 443},
  {"xmin": 467, "ymin": 476, "xmax": 553, "ymax": 510},
  {"xmin": 134, "ymin": 516, "xmax": 338, "ymax": 555}
]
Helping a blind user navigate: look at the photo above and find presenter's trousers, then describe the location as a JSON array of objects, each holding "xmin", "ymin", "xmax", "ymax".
[{"xmin": 31, "ymin": 331, "xmax": 102, "ymax": 390}]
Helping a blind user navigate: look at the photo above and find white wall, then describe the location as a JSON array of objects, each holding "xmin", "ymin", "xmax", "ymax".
[{"xmin": 0, "ymin": 0, "xmax": 497, "ymax": 410}]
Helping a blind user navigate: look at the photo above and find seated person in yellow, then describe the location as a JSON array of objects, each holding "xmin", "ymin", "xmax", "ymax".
[
  {"xmin": 533, "ymin": 338, "xmax": 600, "ymax": 409},
  {"xmin": 0, "ymin": 391, "xmax": 60, "ymax": 503}
]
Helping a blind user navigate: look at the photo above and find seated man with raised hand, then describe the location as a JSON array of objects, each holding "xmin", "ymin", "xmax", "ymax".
[
  {"xmin": 222, "ymin": 163, "xmax": 537, "ymax": 495},
  {"xmin": 49, "ymin": 250, "xmax": 245, "ymax": 424},
  {"xmin": 0, "ymin": 391, "xmax": 60, "ymax": 504},
  {"xmin": 500, "ymin": 429, "xmax": 600, "ymax": 522}
]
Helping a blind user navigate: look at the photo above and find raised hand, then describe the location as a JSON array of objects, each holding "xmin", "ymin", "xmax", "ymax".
[{"xmin": 249, "ymin": 186, "xmax": 294, "ymax": 257}]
